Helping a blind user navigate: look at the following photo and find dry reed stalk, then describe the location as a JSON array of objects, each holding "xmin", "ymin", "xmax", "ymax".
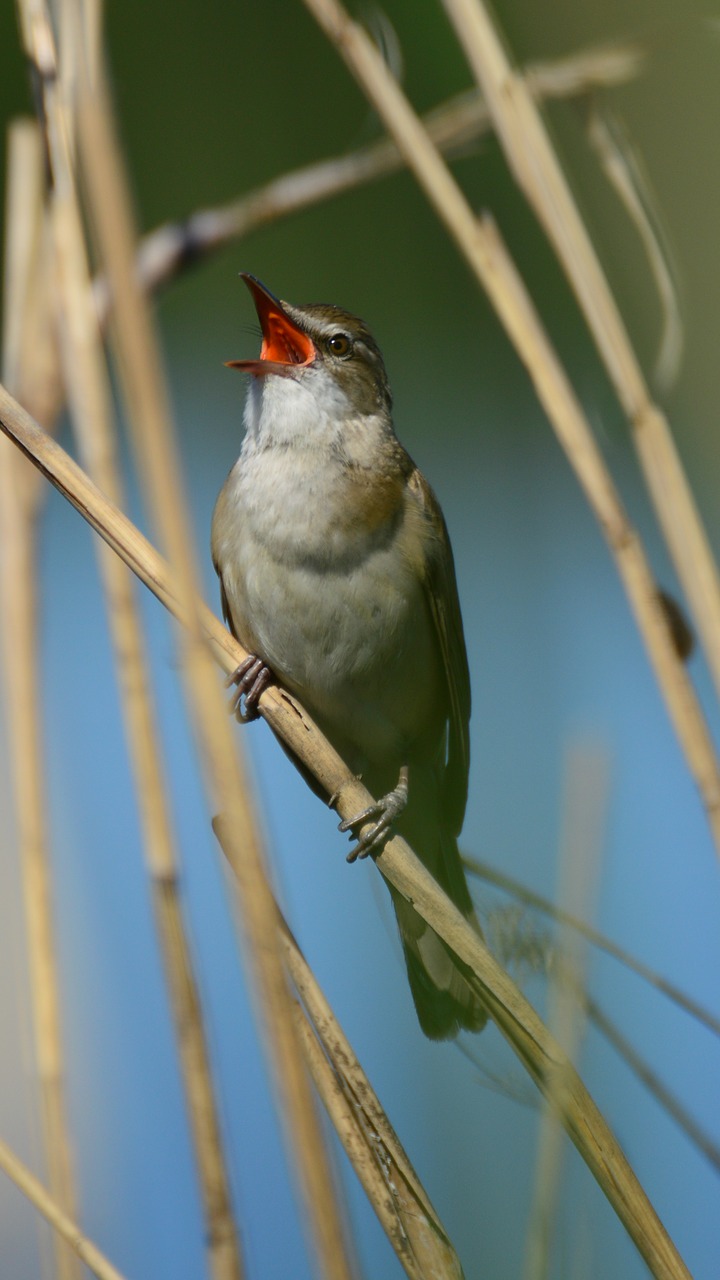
[
  {"xmin": 299, "ymin": 0, "xmax": 720, "ymax": 864},
  {"xmin": 1, "ymin": 118, "xmax": 62, "ymax": 486},
  {"xmin": 153, "ymin": 884, "xmax": 246, "ymax": 1280},
  {"xmin": 104, "ymin": 42, "xmax": 642, "ymax": 305},
  {"xmin": 463, "ymin": 854, "xmax": 720, "ymax": 1039},
  {"xmin": 15, "ymin": 9, "xmax": 246, "ymax": 1276},
  {"xmin": 291, "ymin": 1007, "xmax": 463, "ymax": 1280},
  {"xmin": 586, "ymin": 106, "xmax": 682, "ymax": 390},
  {"xmin": 0, "ymin": 387, "xmax": 693, "ymax": 1280},
  {"xmin": 0, "ymin": 119, "xmax": 81, "ymax": 1280},
  {"xmin": 0, "ymin": 1138, "xmax": 127, "ymax": 1280},
  {"xmin": 441, "ymin": 0, "xmax": 720, "ymax": 708},
  {"xmin": 219, "ymin": 802, "xmax": 447, "ymax": 1279},
  {"xmin": 523, "ymin": 746, "xmax": 607, "ymax": 1280},
  {"xmin": 279, "ymin": 915, "xmax": 463, "ymax": 1280},
  {"xmin": 70, "ymin": 40, "xmax": 357, "ymax": 1280}
]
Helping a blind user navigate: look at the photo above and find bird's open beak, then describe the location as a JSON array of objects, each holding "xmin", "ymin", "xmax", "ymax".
[{"xmin": 225, "ymin": 274, "xmax": 316, "ymax": 377}]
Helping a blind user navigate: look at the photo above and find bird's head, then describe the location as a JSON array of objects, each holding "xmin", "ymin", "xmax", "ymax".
[{"xmin": 227, "ymin": 275, "xmax": 393, "ymax": 426}]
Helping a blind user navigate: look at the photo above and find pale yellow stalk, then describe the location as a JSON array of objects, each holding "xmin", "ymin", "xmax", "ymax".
[
  {"xmin": 523, "ymin": 746, "xmax": 608, "ymax": 1280},
  {"xmin": 0, "ymin": 118, "xmax": 81, "ymax": 1280},
  {"xmin": 441, "ymin": 0, "xmax": 720, "ymax": 707}
]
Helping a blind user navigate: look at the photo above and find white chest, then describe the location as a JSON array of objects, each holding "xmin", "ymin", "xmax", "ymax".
[
  {"xmin": 212, "ymin": 446, "xmax": 438, "ymax": 758},
  {"xmin": 211, "ymin": 374, "xmax": 442, "ymax": 760}
]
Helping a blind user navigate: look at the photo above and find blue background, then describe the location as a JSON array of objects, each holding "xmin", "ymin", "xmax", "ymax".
[{"xmin": 0, "ymin": 2, "xmax": 719, "ymax": 1277}]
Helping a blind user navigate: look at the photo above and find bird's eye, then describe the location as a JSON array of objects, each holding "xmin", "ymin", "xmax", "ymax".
[{"xmin": 326, "ymin": 333, "xmax": 351, "ymax": 357}]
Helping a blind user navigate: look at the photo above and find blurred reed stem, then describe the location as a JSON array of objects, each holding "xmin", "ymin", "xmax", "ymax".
[
  {"xmin": 300, "ymin": 0, "xmax": 720, "ymax": 864},
  {"xmin": 71, "ymin": 29, "xmax": 358, "ymax": 1280},
  {"xmin": 107, "ymin": 41, "xmax": 643, "ymax": 304},
  {"xmin": 523, "ymin": 744, "xmax": 607, "ymax": 1280},
  {"xmin": 0, "ymin": 384, "xmax": 693, "ymax": 1280},
  {"xmin": 16, "ymin": 5, "xmax": 245, "ymax": 1275},
  {"xmin": 586, "ymin": 105, "xmax": 682, "ymax": 390},
  {"xmin": 442, "ymin": 0, "xmax": 720, "ymax": 721},
  {"xmin": 1, "ymin": 117, "xmax": 81, "ymax": 1280}
]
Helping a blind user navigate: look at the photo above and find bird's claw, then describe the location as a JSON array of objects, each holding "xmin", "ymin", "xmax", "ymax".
[
  {"xmin": 225, "ymin": 655, "xmax": 273, "ymax": 722},
  {"xmin": 339, "ymin": 771, "xmax": 409, "ymax": 863}
]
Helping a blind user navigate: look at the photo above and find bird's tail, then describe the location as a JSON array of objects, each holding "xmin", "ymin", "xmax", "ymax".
[{"xmin": 385, "ymin": 782, "xmax": 487, "ymax": 1040}]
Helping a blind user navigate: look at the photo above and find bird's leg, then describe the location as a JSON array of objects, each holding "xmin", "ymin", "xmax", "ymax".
[
  {"xmin": 339, "ymin": 764, "xmax": 409, "ymax": 862},
  {"xmin": 224, "ymin": 655, "xmax": 273, "ymax": 722}
]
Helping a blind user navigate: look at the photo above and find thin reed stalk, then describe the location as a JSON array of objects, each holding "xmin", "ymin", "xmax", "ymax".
[
  {"xmin": 441, "ymin": 0, "xmax": 720, "ymax": 709},
  {"xmin": 291, "ymin": 1008, "xmax": 463, "ymax": 1280},
  {"xmin": 463, "ymin": 854, "xmax": 720, "ymax": 1039},
  {"xmin": 70, "ymin": 35, "xmax": 357, "ymax": 1280},
  {"xmin": 523, "ymin": 746, "xmax": 607, "ymax": 1280},
  {"xmin": 477, "ymin": 896, "xmax": 720, "ymax": 1173},
  {"xmin": 14, "ymin": 7, "xmax": 246, "ymax": 1275},
  {"xmin": 1, "ymin": 117, "xmax": 81, "ymax": 1280},
  {"xmin": 585, "ymin": 994, "xmax": 720, "ymax": 1175},
  {"xmin": 0, "ymin": 1138, "xmax": 127, "ymax": 1280},
  {"xmin": 586, "ymin": 106, "xmax": 682, "ymax": 390},
  {"xmin": 299, "ymin": 0, "xmax": 720, "ymax": 864},
  {"xmin": 0, "ymin": 385, "xmax": 693, "ymax": 1280}
]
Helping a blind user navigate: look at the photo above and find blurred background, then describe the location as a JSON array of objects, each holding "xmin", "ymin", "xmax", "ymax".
[{"xmin": 0, "ymin": 1, "xmax": 719, "ymax": 1277}]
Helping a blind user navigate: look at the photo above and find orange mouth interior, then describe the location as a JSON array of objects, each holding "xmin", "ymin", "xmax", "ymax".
[{"xmin": 260, "ymin": 309, "xmax": 315, "ymax": 366}]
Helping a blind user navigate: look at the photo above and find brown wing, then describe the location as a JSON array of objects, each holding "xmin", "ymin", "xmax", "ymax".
[
  {"xmin": 211, "ymin": 511, "xmax": 238, "ymax": 640},
  {"xmin": 409, "ymin": 469, "xmax": 471, "ymax": 834},
  {"xmin": 217, "ymin": 573, "xmax": 235, "ymax": 636}
]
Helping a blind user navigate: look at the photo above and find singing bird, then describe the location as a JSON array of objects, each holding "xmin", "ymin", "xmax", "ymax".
[{"xmin": 212, "ymin": 275, "xmax": 486, "ymax": 1038}]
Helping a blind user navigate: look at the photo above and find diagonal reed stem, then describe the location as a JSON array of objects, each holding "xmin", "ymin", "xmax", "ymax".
[
  {"xmin": 585, "ymin": 994, "xmax": 720, "ymax": 1175},
  {"xmin": 299, "ymin": 0, "xmax": 720, "ymax": 866},
  {"xmin": 441, "ymin": 0, "xmax": 720, "ymax": 709},
  {"xmin": 463, "ymin": 854, "xmax": 720, "ymax": 1039},
  {"xmin": 0, "ymin": 384, "xmax": 692, "ymax": 1280},
  {"xmin": 0, "ymin": 1138, "xmax": 127, "ymax": 1280},
  {"xmin": 113, "ymin": 42, "xmax": 642, "ymax": 305},
  {"xmin": 280, "ymin": 917, "xmax": 465, "ymax": 1280}
]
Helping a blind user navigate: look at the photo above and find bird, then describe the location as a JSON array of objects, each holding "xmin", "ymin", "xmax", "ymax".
[{"xmin": 211, "ymin": 274, "xmax": 486, "ymax": 1039}]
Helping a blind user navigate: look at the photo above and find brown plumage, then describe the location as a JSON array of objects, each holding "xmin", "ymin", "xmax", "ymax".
[{"xmin": 212, "ymin": 275, "xmax": 485, "ymax": 1038}]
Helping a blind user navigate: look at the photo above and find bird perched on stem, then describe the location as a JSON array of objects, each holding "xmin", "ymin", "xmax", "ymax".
[{"xmin": 212, "ymin": 274, "xmax": 485, "ymax": 1038}]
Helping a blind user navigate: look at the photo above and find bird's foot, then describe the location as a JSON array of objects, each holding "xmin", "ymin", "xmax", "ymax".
[
  {"xmin": 339, "ymin": 766, "xmax": 409, "ymax": 863},
  {"xmin": 224, "ymin": 655, "xmax": 273, "ymax": 722}
]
